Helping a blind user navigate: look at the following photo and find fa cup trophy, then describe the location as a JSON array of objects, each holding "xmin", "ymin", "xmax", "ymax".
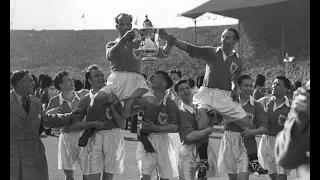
[{"xmin": 133, "ymin": 15, "xmax": 161, "ymax": 62}]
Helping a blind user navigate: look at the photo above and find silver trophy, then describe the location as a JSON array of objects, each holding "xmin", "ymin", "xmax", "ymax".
[{"xmin": 133, "ymin": 15, "xmax": 160, "ymax": 62}]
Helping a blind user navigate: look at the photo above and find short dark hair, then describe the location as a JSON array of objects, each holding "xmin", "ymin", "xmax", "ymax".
[
  {"xmin": 84, "ymin": 64, "xmax": 101, "ymax": 90},
  {"xmin": 38, "ymin": 74, "xmax": 45, "ymax": 84},
  {"xmin": 40, "ymin": 75, "xmax": 53, "ymax": 89},
  {"xmin": 275, "ymin": 76, "xmax": 291, "ymax": 90},
  {"xmin": 187, "ymin": 78, "xmax": 195, "ymax": 89},
  {"xmin": 169, "ymin": 69, "xmax": 182, "ymax": 78},
  {"xmin": 196, "ymin": 75, "xmax": 204, "ymax": 88},
  {"xmin": 174, "ymin": 79, "xmax": 189, "ymax": 93},
  {"xmin": 74, "ymin": 79, "xmax": 83, "ymax": 91},
  {"xmin": 10, "ymin": 70, "xmax": 29, "ymax": 88},
  {"xmin": 294, "ymin": 81, "xmax": 302, "ymax": 90},
  {"xmin": 255, "ymin": 74, "xmax": 266, "ymax": 87},
  {"xmin": 31, "ymin": 74, "xmax": 38, "ymax": 88},
  {"xmin": 114, "ymin": 13, "xmax": 133, "ymax": 24},
  {"xmin": 53, "ymin": 70, "xmax": 70, "ymax": 91},
  {"xmin": 225, "ymin": 28, "xmax": 240, "ymax": 40},
  {"xmin": 85, "ymin": 64, "xmax": 101, "ymax": 81},
  {"xmin": 238, "ymin": 75, "xmax": 252, "ymax": 86},
  {"xmin": 155, "ymin": 70, "xmax": 173, "ymax": 89}
]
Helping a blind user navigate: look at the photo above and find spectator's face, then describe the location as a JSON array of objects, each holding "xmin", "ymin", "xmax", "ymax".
[
  {"xmin": 272, "ymin": 79, "xmax": 287, "ymax": 97},
  {"xmin": 150, "ymin": 73, "xmax": 165, "ymax": 89},
  {"xmin": 116, "ymin": 15, "xmax": 132, "ymax": 37},
  {"xmin": 239, "ymin": 79, "xmax": 253, "ymax": 98},
  {"xmin": 221, "ymin": 30, "xmax": 237, "ymax": 51},
  {"xmin": 60, "ymin": 75, "xmax": 75, "ymax": 92},
  {"xmin": 177, "ymin": 83, "xmax": 192, "ymax": 102},
  {"xmin": 19, "ymin": 73, "xmax": 35, "ymax": 95},
  {"xmin": 169, "ymin": 73, "xmax": 180, "ymax": 84},
  {"xmin": 89, "ymin": 69, "xmax": 105, "ymax": 90}
]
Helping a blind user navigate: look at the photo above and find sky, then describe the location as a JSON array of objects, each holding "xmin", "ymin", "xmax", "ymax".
[{"xmin": 10, "ymin": 0, "xmax": 238, "ymax": 30}]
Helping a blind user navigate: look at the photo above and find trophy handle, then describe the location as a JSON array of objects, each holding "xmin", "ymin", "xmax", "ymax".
[{"xmin": 154, "ymin": 29, "xmax": 160, "ymax": 46}]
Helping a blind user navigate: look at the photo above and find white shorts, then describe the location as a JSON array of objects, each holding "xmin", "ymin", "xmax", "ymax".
[
  {"xmin": 179, "ymin": 140, "xmax": 219, "ymax": 180},
  {"xmin": 136, "ymin": 133, "xmax": 179, "ymax": 179},
  {"xmin": 169, "ymin": 132, "xmax": 182, "ymax": 167},
  {"xmin": 79, "ymin": 128, "xmax": 125, "ymax": 175},
  {"xmin": 100, "ymin": 71, "xmax": 155, "ymax": 101},
  {"xmin": 58, "ymin": 132, "xmax": 83, "ymax": 170},
  {"xmin": 193, "ymin": 86, "xmax": 247, "ymax": 124},
  {"xmin": 258, "ymin": 135, "xmax": 291, "ymax": 175},
  {"xmin": 217, "ymin": 131, "xmax": 249, "ymax": 174}
]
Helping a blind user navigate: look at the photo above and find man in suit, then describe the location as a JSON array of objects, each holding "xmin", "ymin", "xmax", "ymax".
[{"xmin": 10, "ymin": 70, "xmax": 106, "ymax": 180}]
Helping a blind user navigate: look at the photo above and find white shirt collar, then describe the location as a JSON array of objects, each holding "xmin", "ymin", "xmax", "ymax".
[
  {"xmin": 166, "ymin": 89, "xmax": 176, "ymax": 100},
  {"xmin": 181, "ymin": 102, "xmax": 194, "ymax": 114},
  {"xmin": 88, "ymin": 90, "xmax": 95, "ymax": 101},
  {"xmin": 270, "ymin": 96, "xmax": 290, "ymax": 112},
  {"xmin": 159, "ymin": 90, "xmax": 170, "ymax": 106},
  {"xmin": 242, "ymin": 96, "xmax": 255, "ymax": 107},
  {"xmin": 219, "ymin": 46, "xmax": 237, "ymax": 61},
  {"xmin": 58, "ymin": 91, "xmax": 80, "ymax": 106}
]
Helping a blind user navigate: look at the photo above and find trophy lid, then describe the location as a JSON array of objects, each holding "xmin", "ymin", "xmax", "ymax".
[{"xmin": 142, "ymin": 15, "xmax": 154, "ymax": 28}]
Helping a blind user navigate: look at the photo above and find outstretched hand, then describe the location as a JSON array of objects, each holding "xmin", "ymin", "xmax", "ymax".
[
  {"xmin": 157, "ymin": 28, "xmax": 175, "ymax": 44},
  {"xmin": 122, "ymin": 29, "xmax": 137, "ymax": 42},
  {"xmin": 292, "ymin": 87, "xmax": 310, "ymax": 116}
]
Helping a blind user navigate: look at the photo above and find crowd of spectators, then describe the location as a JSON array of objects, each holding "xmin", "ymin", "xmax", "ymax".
[{"xmin": 10, "ymin": 26, "xmax": 309, "ymax": 100}]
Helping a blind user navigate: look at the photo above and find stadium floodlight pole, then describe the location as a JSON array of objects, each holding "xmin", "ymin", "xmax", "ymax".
[
  {"xmin": 194, "ymin": 19, "xmax": 197, "ymax": 45},
  {"xmin": 81, "ymin": 13, "xmax": 86, "ymax": 30}
]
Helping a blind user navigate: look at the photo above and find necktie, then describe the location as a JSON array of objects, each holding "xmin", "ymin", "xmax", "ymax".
[{"xmin": 22, "ymin": 96, "xmax": 30, "ymax": 113}]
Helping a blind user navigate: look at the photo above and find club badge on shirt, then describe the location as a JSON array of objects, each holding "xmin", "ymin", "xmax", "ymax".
[
  {"xmin": 158, "ymin": 112, "xmax": 168, "ymax": 124},
  {"xmin": 230, "ymin": 62, "xmax": 238, "ymax": 74},
  {"xmin": 246, "ymin": 112, "xmax": 254, "ymax": 122},
  {"xmin": 278, "ymin": 114, "xmax": 287, "ymax": 126},
  {"xmin": 106, "ymin": 108, "xmax": 113, "ymax": 120}
]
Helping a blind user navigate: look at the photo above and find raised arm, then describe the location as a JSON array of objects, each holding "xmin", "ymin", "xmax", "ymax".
[
  {"xmin": 106, "ymin": 29, "xmax": 136, "ymax": 61},
  {"xmin": 169, "ymin": 34, "xmax": 214, "ymax": 61},
  {"xmin": 157, "ymin": 29, "xmax": 214, "ymax": 61}
]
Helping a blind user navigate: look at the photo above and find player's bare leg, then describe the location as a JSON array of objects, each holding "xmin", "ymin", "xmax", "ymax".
[{"xmin": 196, "ymin": 106, "xmax": 216, "ymax": 178}]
